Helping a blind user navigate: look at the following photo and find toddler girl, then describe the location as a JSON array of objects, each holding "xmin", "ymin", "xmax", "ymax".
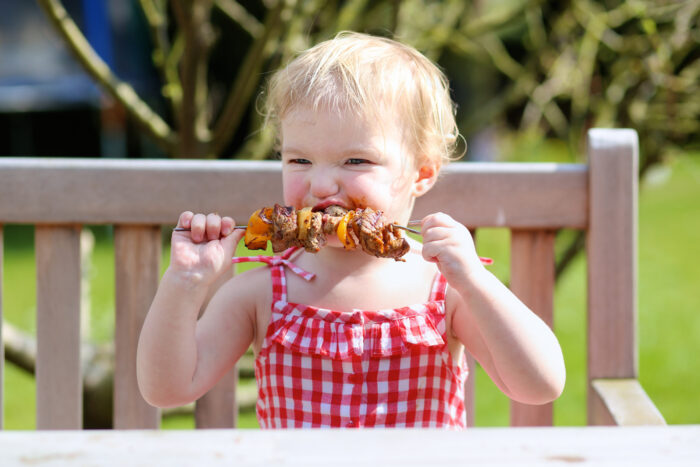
[{"xmin": 137, "ymin": 32, "xmax": 565, "ymax": 428}]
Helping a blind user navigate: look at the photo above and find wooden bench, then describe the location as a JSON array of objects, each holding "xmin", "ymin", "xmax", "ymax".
[{"xmin": 0, "ymin": 128, "xmax": 665, "ymax": 429}]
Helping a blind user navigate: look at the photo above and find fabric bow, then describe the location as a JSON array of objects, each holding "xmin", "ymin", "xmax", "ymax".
[{"xmin": 232, "ymin": 248, "xmax": 315, "ymax": 281}]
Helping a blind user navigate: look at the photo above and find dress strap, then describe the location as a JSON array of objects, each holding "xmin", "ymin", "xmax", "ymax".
[
  {"xmin": 231, "ymin": 247, "xmax": 315, "ymax": 281},
  {"xmin": 231, "ymin": 247, "xmax": 314, "ymax": 303},
  {"xmin": 428, "ymin": 273, "xmax": 448, "ymax": 302}
]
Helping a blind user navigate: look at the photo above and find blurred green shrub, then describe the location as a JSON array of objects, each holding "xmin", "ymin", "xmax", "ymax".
[{"xmin": 38, "ymin": 0, "xmax": 698, "ymax": 163}]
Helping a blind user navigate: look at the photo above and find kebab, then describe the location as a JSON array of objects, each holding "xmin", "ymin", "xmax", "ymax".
[
  {"xmin": 244, "ymin": 204, "xmax": 410, "ymax": 261},
  {"xmin": 175, "ymin": 205, "xmax": 412, "ymax": 261}
]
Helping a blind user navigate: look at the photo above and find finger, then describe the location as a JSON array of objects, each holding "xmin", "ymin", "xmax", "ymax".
[
  {"xmin": 206, "ymin": 213, "xmax": 222, "ymax": 241},
  {"xmin": 421, "ymin": 248, "xmax": 439, "ymax": 264},
  {"xmin": 422, "ymin": 218, "xmax": 473, "ymax": 244},
  {"xmin": 422, "ymin": 212, "xmax": 458, "ymax": 229},
  {"xmin": 221, "ymin": 227, "xmax": 245, "ymax": 260},
  {"xmin": 177, "ymin": 211, "xmax": 194, "ymax": 229},
  {"xmin": 421, "ymin": 240, "xmax": 443, "ymax": 264},
  {"xmin": 190, "ymin": 213, "xmax": 207, "ymax": 242},
  {"xmin": 221, "ymin": 216, "xmax": 235, "ymax": 236},
  {"xmin": 420, "ymin": 213, "xmax": 443, "ymax": 231},
  {"xmin": 421, "ymin": 235, "xmax": 463, "ymax": 261},
  {"xmin": 420, "ymin": 226, "xmax": 455, "ymax": 245}
]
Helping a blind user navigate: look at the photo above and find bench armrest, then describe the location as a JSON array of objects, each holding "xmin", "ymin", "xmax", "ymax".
[{"xmin": 592, "ymin": 378, "xmax": 666, "ymax": 426}]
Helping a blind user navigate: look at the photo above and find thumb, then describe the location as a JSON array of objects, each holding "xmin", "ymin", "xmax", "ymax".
[{"xmin": 220, "ymin": 229, "xmax": 244, "ymax": 261}]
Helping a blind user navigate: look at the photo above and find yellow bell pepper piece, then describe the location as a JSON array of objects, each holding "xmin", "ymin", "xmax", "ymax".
[
  {"xmin": 296, "ymin": 207, "xmax": 313, "ymax": 241},
  {"xmin": 336, "ymin": 211, "xmax": 356, "ymax": 249}
]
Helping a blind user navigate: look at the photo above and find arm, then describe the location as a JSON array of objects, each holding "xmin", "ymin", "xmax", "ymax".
[
  {"xmin": 421, "ymin": 213, "xmax": 566, "ymax": 405},
  {"xmin": 136, "ymin": 212, "xmax": 252, "ymax": 408}
]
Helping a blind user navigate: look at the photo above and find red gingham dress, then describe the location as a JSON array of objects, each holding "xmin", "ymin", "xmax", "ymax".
[{"xmin": 233, "ymin": 248, "xmax": 468, "ymax": 428}]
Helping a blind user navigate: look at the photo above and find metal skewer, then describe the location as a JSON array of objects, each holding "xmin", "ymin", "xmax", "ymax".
[
  {"xmin": 173, "ymin": 223, "xmax": 422, "ymax": 235},
  {"xmin": 172, "ymin": 221, "xmax": 492, "ymax": 264},
  {"xmin": 173, "ymin": 226, "xmax": 246, "ymax": 232},
  {"xmin": 391, "ymin": 224, "xmax": 421, "ymax": 235}
]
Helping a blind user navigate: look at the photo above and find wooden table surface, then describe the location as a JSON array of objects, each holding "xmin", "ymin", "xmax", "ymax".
[{"xmin": 1, "ymin": 425, "xmax": 697, "ymax": 466}]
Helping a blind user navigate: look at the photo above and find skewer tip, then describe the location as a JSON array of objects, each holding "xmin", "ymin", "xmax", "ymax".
[{"xmin": 173, "ymin": 226, "xmax": 246, "ymax": 232}]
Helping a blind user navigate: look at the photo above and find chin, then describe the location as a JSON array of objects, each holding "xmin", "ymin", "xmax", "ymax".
[{"xmin": 323, "ymin": 236, "xmax": 346, "ymax": 249}]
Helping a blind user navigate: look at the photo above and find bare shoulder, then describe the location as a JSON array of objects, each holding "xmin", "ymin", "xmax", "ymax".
[
  {"xmin": 215, "ymin": 265, "xmax": 272, "ymax": 314},
  {"xmin": 214, "ymin": 265, "xmax": 273, "ymax": 353}
]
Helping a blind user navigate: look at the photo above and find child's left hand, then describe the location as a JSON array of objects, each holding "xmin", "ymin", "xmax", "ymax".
[{"xmin": 420, "ymin": 212, "xmax": 485, "ymax": 286}]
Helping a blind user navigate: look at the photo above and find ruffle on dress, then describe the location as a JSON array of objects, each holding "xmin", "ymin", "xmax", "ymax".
[{"xmin": 266, "ymin": 302, "xmax": 446, "ymax": 359}]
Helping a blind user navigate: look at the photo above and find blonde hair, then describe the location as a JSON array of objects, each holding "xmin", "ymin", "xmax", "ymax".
[{"xmin": 262, "ymin": 31, "xmax": 462, "ymax": 168}]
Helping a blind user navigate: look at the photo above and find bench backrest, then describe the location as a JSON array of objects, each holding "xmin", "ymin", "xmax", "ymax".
[{"xmin": 0, "ymin": 128, "xmax": 640, "ymax": 429}]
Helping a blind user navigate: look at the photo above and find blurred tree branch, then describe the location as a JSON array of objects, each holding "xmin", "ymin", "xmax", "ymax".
[
  {"xmin": 171, "ymin": 0, "xmax": 216, "ymax": 156},
  {"xmin": 443, "ymin": 0, "xmax": 699, "ymax": 277},
  {"xmin": 215, "ymin": 0, "xmax": 264, "ymax": 37},
  {"xmin": 37, "ymin": 0, "xmax": 299, "ymax": 158},
  {"xmin": 36, "ymin": 0, "xmax": 698, "ymax": 162},
  {"xmin": 37, "ymin": 0, "xmax": 175, "ymax": 151},
  {"xmin": 139, "ymin": 0, "xmax": 184, "ymax": 132},
  {"xmin": 211, "ymin": 0, "xmax": 288, "ymax": 157}
]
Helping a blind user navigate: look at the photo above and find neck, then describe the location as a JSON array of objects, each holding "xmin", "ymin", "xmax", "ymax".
[{"xmin": 303, "ymin": 245, "xmax": 390, "ymax": 278}]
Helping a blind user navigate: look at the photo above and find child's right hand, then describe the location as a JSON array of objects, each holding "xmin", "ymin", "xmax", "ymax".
[{"xmin": 168, "ymin": 211, "xmax": 244, "ymax": 285}]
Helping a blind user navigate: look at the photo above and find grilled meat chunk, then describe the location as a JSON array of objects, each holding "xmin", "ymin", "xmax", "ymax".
[
  {"xmin": 323, "ymin": 205, "xmax": 349, "ymax": 217},
  {"xmin": 381, "ymin": 225, "xmax": 411, "ymax": 261},
  {"xmin": 351, "ymin": 207, "xmax": 410, "ymax": 261},
  {"xmin": 321, "ymin": 205, "xmax": 348, "ymax": 235},
  {"xmin": 270, "ymin": 204, "xmax": 298, "ymax": 252},
  {"xmin": 300, "ymin": 211, "xmax": 326, "ymax": 252}
]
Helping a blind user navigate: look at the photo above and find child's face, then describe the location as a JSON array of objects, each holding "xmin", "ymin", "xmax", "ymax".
[{"xmin": 280, "ymin": 105, "xmax": 434, "ymax": 225}]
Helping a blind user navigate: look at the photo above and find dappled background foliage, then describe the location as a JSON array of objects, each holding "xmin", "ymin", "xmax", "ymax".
[{"xmin": 38, "ymin": 0, "xmax": 699, "ymax": 165}]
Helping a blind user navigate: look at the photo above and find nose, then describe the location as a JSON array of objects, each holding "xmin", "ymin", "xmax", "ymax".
[{"xmin": 308, "ymin": 167, "xmax": 340, "ymax": 199}]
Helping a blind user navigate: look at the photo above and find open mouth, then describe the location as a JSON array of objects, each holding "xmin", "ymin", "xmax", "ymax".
[{"xmin": 312, "ymin": 202, "xmax": 350, "ymax": 214}]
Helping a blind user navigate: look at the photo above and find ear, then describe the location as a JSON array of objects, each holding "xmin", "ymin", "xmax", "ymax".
[{"xmin": 411, "ymin": 163, "xmax": 439, "ymax": 198}]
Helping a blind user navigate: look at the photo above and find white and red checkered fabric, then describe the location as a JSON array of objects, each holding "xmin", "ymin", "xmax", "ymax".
[{"xmin": 250, "ymin": 248, "xmax": 468, "ymax": 428}]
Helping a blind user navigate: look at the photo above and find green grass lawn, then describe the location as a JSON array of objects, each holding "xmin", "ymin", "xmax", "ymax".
[{"xmin": 2, "ymin": 155, "xmax": 698, "ymax": 428}]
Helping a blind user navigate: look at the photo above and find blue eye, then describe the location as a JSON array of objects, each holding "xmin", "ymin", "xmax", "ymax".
[
  {"xmin": 288, "ymin": 158, "xmax": 311, "ymax": 165},
  {"xmin": 346, "ymin": 158, "xmax": 370, "ymax": 165}
]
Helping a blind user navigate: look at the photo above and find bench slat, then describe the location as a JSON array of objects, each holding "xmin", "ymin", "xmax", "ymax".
[
  {"xmin": 587, "ymin": 129, "xmax": 639, "ymax": 425},
  {"xmin": 0, "ymin": 225, "xmax": 3, "ymax": 429},
  {"xmin": 591, "ymin": 379, "xmax": 665, "ymax": 426},
  {"xmin": 464, "ymin": 352, "xmax": 476, "ymax": 427},
  {"xmin": 463, "ymin": 227, "xmax": 478, "ymax": 427},
  {"xmin": 0, "ymin": 159, "xmax": 588, "ymax": 228},
  {"xmin": 114, "ymin": 226, "xmax": 161, "ymax": 429},
  {"xmin": 509, "ymin": 229, "xmax": 556, "ymax": 426},
  {"xmin": 35, "ymin": 226, "xmax": 82, "ymax": 429},
  {"xmin": 1, "ymin": 426, "xmax": 698, "ymax": 465},
  {"xmin": 414, "ymin": 164, "xmax": 588, "ymax": 228},
  {"xmin": 195, "ymin": 367, "xmax": 237, "ymax": 428}
]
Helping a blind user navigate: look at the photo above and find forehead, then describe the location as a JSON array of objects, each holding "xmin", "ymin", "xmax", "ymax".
[{"xmin": 280, "ymin": 105, "xmax": 411, "ymax": 155}]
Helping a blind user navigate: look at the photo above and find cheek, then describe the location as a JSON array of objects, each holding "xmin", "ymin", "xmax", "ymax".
[
  {"xmin": 380, "ymin": 168, "xmax": 414, "ymax": 199},
  {"xmin": 389, "ymin": 175, "xmax": 413, "ymax": 195},
  {"xmin": 282, "ymin": 173, "xmax": 305, "ymax": 207},
  {"xmin": 350, "ymin": 171, "xmax": 408, "ymax": 200}
]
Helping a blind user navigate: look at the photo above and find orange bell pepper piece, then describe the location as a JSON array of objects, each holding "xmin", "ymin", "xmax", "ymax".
[{"xmin": 244, "ymin": 207, "xmax": 273, "ymax": 250}]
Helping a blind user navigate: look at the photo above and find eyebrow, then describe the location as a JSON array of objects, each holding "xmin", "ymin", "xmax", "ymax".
[
  {"xmin": 280, "ymin": 146, "xmax": 380, "ymax": 158},
  {"xmin": 279, "ymin": 146, "xmax": 307, "ymax": 157},
  {"xmin": 342, "ymin": 146, "xmax": 379, "ymax": 156}
]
